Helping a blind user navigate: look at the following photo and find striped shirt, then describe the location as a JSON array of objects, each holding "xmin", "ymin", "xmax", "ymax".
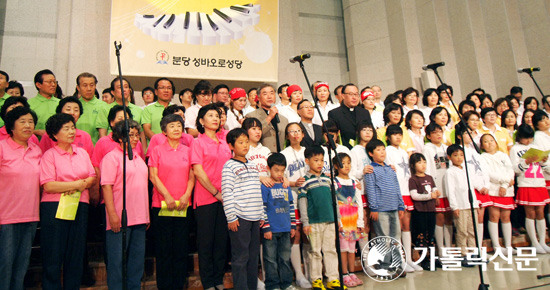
[
  {"xmin": 298, "ymin": 172, "xmax": 336, "ymax": 226},
  {"xmin": 221, "ymin": 158, "xmax": 264, "ymax": 223},
  {"xmin": 364, "ymin": 162, "xmax": 405, "ymax": 212}
]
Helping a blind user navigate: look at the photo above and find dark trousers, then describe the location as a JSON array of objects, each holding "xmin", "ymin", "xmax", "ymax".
[
  {"xmin": 0, "ymin": 222, "xmax": 37, "ymax": 290},
  {"xmin": 152, "ymin": 207, "xmax": 190, "ymax": 290},
  {"xmin": 195, "ymin": 202, "xmax": 228, "ymax": 289},
  {"xmin": 411, "ymin": 210, "xmax": 436, "ymax": 248},
  {"xmin": 229, "ymin": 218, "xmax": 260, "ymax": 290},
  {"xmin": 40, "ymin": 202, "xmax": 88, "ymax": 290},
  {"xmin": 105, "ymin": 224, "xmax": 146, "ymax": 290}
]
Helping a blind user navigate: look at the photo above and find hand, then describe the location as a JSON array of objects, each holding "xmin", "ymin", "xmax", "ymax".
[
  {"xmin": 76, "ymin": 179, "xmax": 87, "ymax": 192},
  {"xmin": 282, "ymin": 177, "xmax": 290, "ymax": 188},
  {"xmin": 435, "ymin": 197, "xmax": 440, "ymax": 206},
  {"xmin": 177, "ymin": 195, "xmax": 189, "ymax": 211},
  {"xmin": 453, "ymin": 210, "xmax": 460, "ymax": 218},
  {"xmin": 260, "ymin": 176, "xmax": 274, "ymax": 187},
  {"xmin": 364, "ymin": 165, "xmax": 374, "ymax": 174},
  {"xmin": 370, "ymin": 212, "xmax": 379, "ymax": 221},
  {"xmin": 109, "ymin": 213, "xmax": 121, "ymax": 233},
  {"xmin": 267, "ymin": 106, "xmax": 279, "ymax": 122},
  {"xmin": 264, "ymin": 231, "xmax": 272, "ymax": 240},
  {"xmin": 543, "ymin": 156, "xmax": 549, "ymax": 163},
  {"xmin": 509, "ymin": 179, "xmax": 515, "ymax": 187},
  {"xmin": 63, "ymin": 189, "xmax": 77, "ymax": 196},
  {"xmin": 165, "ymin": 195, "xmax": 177, "ymax": 211},
  {"xmin": 214, "ymin": 191, "xmax": 223, "ymax": 201},
  {"xmin": 390, "ymin": 164, "xmax": 396, "ymax": 172},
  {"xmin": 431, "ymin": 190, "xmax": 440, "ymax": 199},
  {"xmin": 259, "ymin": 220, "xmax": 265, "ymax": 227},
  {"xmin": 525, "ymin": 155, "xmax": 538, "ymax": 165},
  {"xmin": 356, "ymin": 182, "xmax": 362, "ymax": 191},
  {"xmin": 303, "ymin": 226, "xmax": 311, "ymax": 236},
  {"xmin": 499, "ymin": 187, "xmax": 506, "ymax": 197},
  {"xmin": 480, "ymin": 188, "xmax": 489, "ymax": 195},
  {"xmin": 295, "ymin": 177, "xmax": 305, "ymax": 188},
  {"xmin": 339, "ymin": 226, "xmax": 344, "ymax": 232},
  {"xmin": 228, "ymin": 220, "xmax": 240, "ymax": 232},
  {"xmin": 398, "ymin": 210, "xmax": 404, "ymax": 218},
  {"xmin": 290, "ymin": 229, "xmax": 296, "ymax": 238},
  {"xmin": 146, "ymin": 223, "xmax": 150, "ymax": 230}
]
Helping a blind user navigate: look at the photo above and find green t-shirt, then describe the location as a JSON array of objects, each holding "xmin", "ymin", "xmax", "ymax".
[
  {"xmin": 77, "ymin": 96, "xmax": 105, "ymax": 144},
  {"xmin": 28, "ymin": 93, "xmax": 60, "ymax": 131},
  {"xmin": 0, "ymin": 92, "xmax": 11, "ymax": 127},
  {"xmin": 298, "ymin": 173, "xmax": 335, "ymax": 224},
  {"xmin": 141, "ymin": 102, "xmax": 169, "ymax": 135},
  {"xmin": 96, "ymin": 101, "xmax": 142, "ymax": 133}
]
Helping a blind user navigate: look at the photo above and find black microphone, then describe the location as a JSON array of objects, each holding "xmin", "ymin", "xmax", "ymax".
[
  {"xmin": 422, "ymin": 61, "xmax": 445, "ymax": 71},
  {"xmin": 270, "ymin": 104, "xmax": 280, "ymax": 123},
  {"xmin": 517, "ymin": 67, "xmax": 540, "ymax": 73},
  {"xmin": 289, "ymin": 53, "xmax": 311, "ymax": 63}
]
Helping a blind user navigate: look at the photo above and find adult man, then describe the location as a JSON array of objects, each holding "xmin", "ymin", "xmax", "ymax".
[
  {"xmin": 102, "ymin": 88, "xmax": 114, "ymax": 104},
  {"xmin": 276, "ymin": 83, "xmax": 289, "ymax": 109},
  {"xmin": 0, "ymin": 70, "xmax": 10, "ymax": 127},
  {"xmin": 245, "ymin": 84, "xmax": 288, "ymax": 152},
  {"xmin": 328, "ymin": 83, "xmax": 372, "ymax": 149},
  {"xmin": 179, "ymin": 88, "xmax": 193, "ymax": 109},
  {"xmin": 142, "ymin": 78, "xmax": 175, "ymax": 139},
  {"xmin": 333, "ymin": 85, "xmax": 344, "ymax": 104},
  {"xmin": 212, "ymin": 84, "xmax": 230, "ymax": 106},
  {"xmin": 542, "ymin": 95, "xmax": 550, "ymax": 116},
  {"xmin": 28, "ymin": 69, "xmax": 60, "ymax": 137},
  {"xmin": 75, "ymin": 72, "xmax": 105, "ymax": 144},
  {"xmin": 243, "ymin": 87, "xmax": 258, "ymax": 115},
  {"xmin": 372, "ymin": 85, "xmax": 384, "ymax": 111},
  {"xmin": 297, "ymin": 99, "xmax": 323, "ymax": 147}
]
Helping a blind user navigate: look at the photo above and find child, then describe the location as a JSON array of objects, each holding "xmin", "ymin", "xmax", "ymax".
[
  {"xmin": 299, "ymin": 145, "xmax": 343, "ymax": 290},
  {"xmin": 221, "ymin": 128, "xmax": 264, "ymax": 290},
  {"xmin": 409, "ymin": 153, "xmax": 441, "ymax": 270},
  {"xmin": 261, "ymin": 153, "xmax": 297, "ymax": 290},
  {"xmin": 445, "ymin": 144, "xmax": 483, "ymax": 267},
  {"xmin": 322, "ymin": 119, "xmax": 351, "ymax": 175},
  {"xmin": 243, "ymin": 118, "xmax": 271, "ymax": 177},
  {"xmin": 333, "ymin": 153, "xmax": 364, "ymax": 288},
  {"xmin": 385, "ymin": 125, "xmax": 421, "ymax": 272},
  {"xmin": 280, "ymin": 122, "xmax": 311, "ymax": 288},
  {"xmin": 509, "ymin": 125, "xmax": 550, "ymax": 254},
  {"xmin": 422, "ymin": 122, "xmax": 452, "ymax": 256},
  {"xmin": 364, "ymin": 139, "xmax": 405, "ymax": 239}
]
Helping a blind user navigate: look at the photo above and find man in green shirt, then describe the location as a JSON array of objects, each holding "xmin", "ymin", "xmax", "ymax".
[
  {"xmin": 141, "ymin": 77, "xmax": 175, "ymax": 139},
  {"xmin": 28, "ymin": 69, "xmax": 60, "ymax": 137},
  {"xmin": 75, "ymin": 72, "xmax": 105, "ymax": 144},
  {"xmin": 0, "ymin": 70, "xmax": 11, "ymax": 127}
]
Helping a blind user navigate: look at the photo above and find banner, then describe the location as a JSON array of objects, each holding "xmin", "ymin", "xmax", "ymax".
[{"xmin": 110, "ymin": 0, "xmax": 279, "ymax": 82}]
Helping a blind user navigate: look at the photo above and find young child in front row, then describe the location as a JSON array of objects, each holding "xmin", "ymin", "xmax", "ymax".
[
  {"xmin": 261, "ymin": 153, "xmax": 297, "ymax": 290},
  {"xmin": 333, "ymin": 153, "xmax": 364, "ymax": 288},
  {"xmin": 298, "ymin": 145, "xmax": 343, "ymax": 290},
  {"xmin": 221, "ymin": 128, "xmax": 264, "ymax": 290},
  {"xmin": 322, "ymin": 120, "xmax": 352, "ymax": 175}
]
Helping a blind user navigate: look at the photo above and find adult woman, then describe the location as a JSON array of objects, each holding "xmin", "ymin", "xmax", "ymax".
[
  {"xmin": 437, "ymin": 85, "xmax": 459, "ymax": 126},
  {"xmin": 524, "ymin": 96, "xmax": 539, "ymax": 112},
  {"xmin": 191, "ymin": 104, "xmax": 232, "ymax": 290},
  {"xmin": 146, "ymin": 105, "xmax": 194, "ymax": 159},
  {"xmin": 522, "ymin": 109, "xmax": 536, "ymax": 129},
  {"xmin": 480, "ymin": 94, "xmax": 494, "ymax": 109},
  {"xmin": 466, "ymin": 92, "xmax": 481, "ymax": 112},
  {"xmin": 0, "ymin": 96, "xmax": 39, "ymax": 145},
  {"xmin": 0, "ymin": 107, "xmax": 41, "ymax": 290},
  {"xmin": 401, "ymin": 87, "xmax": 419, "ymax": 116},
  {"xmin": 479, "ymin": 107, "xmax": 513, "ymax": 154},
  {"xmin": 463, "ymin": 110, "xmax": 482, "ymax": 149},
  {"xmin": 6, "ymin": 80, "xmax": 24, "ymax": 97},
  {"xmin": 501, "ymin": 110, "xmax": 518, "ymax": 138},
  {"xmin": 225, "ymin": 87, "xmax": 247, "ymax": 130},
  {"xmin": 39, "ymin": 97, "xmax": 93, "ymax": 157},
  {"xmin": 429, "ymin": 107, "xmax": 452, "ymax": 145},
  {"xmin": 243, "ymin": 88, "xmax": 258, "ymax": 115},
  {"xmin": 376, "ymin": 103, "xmax": 415, "ymax": 154},
  {"xmin": 312, "ymin": 82, "xmax": 339, "ymax": 126},
  {"xmin": 494, "ymin": 98, "xmax": 510, "ymax": 116},
  {"xmin": 361, "ymin": 90, "xmax": 384, "ymax": 129},
  {"xmin": 101, "ymin": 120, "xmax": 149, "ymax": 289},
  {"xmin": 421, "ymin": 88, "xmax": 440, "ymax": 125},
  {"xmin": 405, "ymin": 110, "xmax": 426, "ymax": 153},
  {"xmin": 279, "ymin": 85, "xmax": 303, "ymax": 123},
  {"xmin": 40, "ymin": 113, "xmax": 96, "ymax": 289}
]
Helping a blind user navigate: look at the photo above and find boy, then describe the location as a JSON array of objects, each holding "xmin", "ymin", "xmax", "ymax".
[
  {"xmin": 221, "ymin": 128, "xmax": 264, "ymax": 290},
  {"xmin": 261, "ymin": 153, "xmax": 297, "ymax": 290},
  {"xmin": 298, "ymin": 145, "xmax": 343, "ymax": 290},
  {"xmin": 444, "ymin": 144, "xmax": 481, "ymax": 267},
  {"xmin": 364, "ymin": 139, "xmax": 405, "ymax": 239}
]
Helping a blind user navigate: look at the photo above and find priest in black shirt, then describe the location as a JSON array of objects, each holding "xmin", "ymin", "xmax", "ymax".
[{"xmin": 297, "ymin": 99, "xmax": 323, "ymax": 147}]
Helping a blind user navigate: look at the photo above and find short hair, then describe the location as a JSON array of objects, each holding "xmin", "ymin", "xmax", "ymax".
[
  {"xmin": 405, "ymin": 109, "xmax": 425, "ymax": 130},
  {"xmin": 304, "ymin": 145, "xmax": 324, "ymax": 159},
  {"xmin": 409, "ymin": 153, "xmax": 426, "ymax": 175},
  {"xmin": 401, "ymin": 87, "xmax": 419, "ymax": 104},
  {"xmin": 500, "ymin": 110, "xmax": 518, "ymax": 130},
  {"xmin": 7, "ymin": 81, "xmax": 24, "ymax": 96},
  {"xmin": 480, "ymin": 107, "xmax": 496, "ymax": 119},
  {"xmin": 459, "ymin": 99, "xmax": 476, "ymax": 114},
  {"xmin": 213, "ymin": 84, "xmax": 229, "ymax": 94},
  {"xmin": 333, "ymin": 152, "xmax": 351, "ymax": 170},
  {"xmin": 524, "ymin": 96, "xmax": 539, "ymax": 111},
  {"xmin": 214, "ymin": 101, "xmax": 228, "ymax": 114},
  {"xmin": 154, "ymin": 77, "xmax": 175, "ymax": 93},
  {"xmin": 34, "ymin": 69, "xmax": 55, "ymax": 90},
  {"xmin": 226, "ymin": 128, "xmax": 248, "ymax": 146},
  {"xmin": 386, "ymin": 124, "xmax": 403, "ymax": 138},
  {"xmin": 56, "ymin": 96, "xmax": 83, "ymax": 115},
  {"xmin": 521, "ymin": 109, "xmax": 536, "ymax": 125},
  {"xmin": 341, "ymin": 83, "xmax": 357, "ymax": 95},
  {"xmin": 366, "ymin": 139, "xmax": 385, "ymax": 160},
  {"xmin": 0, "ymin": 70, "xmax": 9, "ymax": 82},
  {"xmin": 465, "ymin": 92, "xmax": 480, "ymax": 105},
  {"xmin": 297, "ymin": 99, "xmax": 311, "ymax": 110},
  {"xmin": 102, "ymin": 88, "xmax": 112, "ymax": 95},
  {"xmin": 277, "ymin": 83, "xmax": 289, "ymax": 94},
  {"xmin": 333, "ymin": 85, "xmax": 344, "ymax": 96},
  {"xmin": 454, "ymin": 121, "xmax": 468, "ymax": 144},
  {"xmin": 160, "ymin": 114, "xmax": 184, "ymax": 133},
  {"xmin": 532, "ymin": 110, "xmax": 549, "ymax": 131},
  {"xmin": 247, "ymin": 87, "xmax": 258, "ymax": 95},
  {"xmin": 242, "ymin": 117, "xmax": 262, "ymax": 131},
  {"xmin": 110, "ymin": 77, "xmax": 130, "ymax": 91},
  {"xmin": 383, "ymin": 103, "xmax": 403, "ymax": 125},
  {"xmin": 45, "ymin": 113, "xmax": 75, "ymax": 142},
  {"xmin": 463, "ymin": 110, "xmax": 480, "ymax": 126},
  {"xmin": 112, "ymin": 119, "xmax": 140, "ymax": 144},
  {"xmin": 108, "ymin": 105, "xmax": 133, "ymax": 130},
  {"xmin": 142, "ymin": 86, "xmax": 156, "ymax": 101},
  {"xmin": 267, "ymin": 152, "xmax": 287, "ymax": 168},
  {"xmin": 543, "ymin": 95, "xmax": 550, "ymax": 106},
  {"xmin": 356, "ymin": 120, "xmax": 377, "ymax": 140},
  {"xmin": 257, "ymin": 83, "xmax": 275, "ymax": 95},
  {"xmin": 163, "ymin": 105, "xmax": 185, "ymax": 117},
  {"xmin": 196, "ymin": 103, "xmax": 221, "ymax": 134},
  {"xmin": 429, "ymin": 106, "xmax": 451, "ymax": 125},
  {"xmin": 473, "ymin": 88, "xmax": 486, "ymax": 94},
  {"xmin": 446, "ymin": 144, "xmax": 463, "ymax": 156},
  {"xmin": 323, "ymin": 119, "xmax": 339, "ymax": 134},
  {"xmin": 422, "ymin": 88, "xmax": 439, "ymax": 106},
  {"xmin": 480, "ymin": 94, "xmax": 493, "ymax": 106},
  {"xmin": 510, "ymin": 86, "xmax": 523, "ymax": 95},
  {"xmin": 437, "ymin": 84, "xmax": 453, "ymax": 96},
  {"xmin": 383, "ymin": 94, "xmax": 401, "ymax": 107},
  {"xmin": 493, "ymin": 98, "xmax": 508, "ymax": 111},
  {"xmin": 425, "ymin": 122, "xmax": 443, "ymax": 136},
  {"xmin": 192, "ymin": 80, "xmax": 212, "ymax": 104},
  {"xmin": 178, "ymin": 88, "xmax": 192, "ymax": 97},
  {"xmin": 76, "ymin": 72, "xmax": 97, "ymax": 86},
  {"xmin": 4, "ymin": 106, "xmax": 37, "ymax": 137},
  {"xmin": 515, "ymin": 124, "xmax": 535, "ymax": 142},
  {"xmin": 1, "ymin": 96, "xmax": 29, "ymax": 121}
]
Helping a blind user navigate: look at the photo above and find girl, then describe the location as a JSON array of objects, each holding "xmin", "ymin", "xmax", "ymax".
[
  {"xmin": 312, "ymin": 82, "xmax": 339, "ymax": 126},
  {"xmin": 480, "ymin": 133, "xmax": 516, "ymax": 256},
  {"xmin": 401, "ymin": 87, "xmax": 419, "ymax": 116},
  {"xmin": 333, "ymin": 153, "xmax": 364, "ymax": 288},
  {"xmin": 501, "ymin": 109, "xmax": 518, "ymax": 137},
  {"xmin": 429, "ymin": 107, "xmax": 452, "ymax": 145},
  {"xmin": 532, "ymin": 111, "xmax": 550, "ymax": 222},
  {"xmin": 243, "ymin": 118, "xmax": 271, "ymax": 177},
  {"xmin": 422, "ymin": 88, "xmax": 440, "ymax": 125},
  {"xmin": 509, "ymin": 124, "xmax": 550, "ymax": 254},
  {"xmin": 409, "ymin": 153, "xmax": 441, "ymax": 270},
  {"xmin": 405, "ymin": 110, "xmax": 426, "ymax": 153},
  {"xmin": 322, "ymin": 120, "xmax": 352, "ymax": 175},
  {"xmin": 225, "ymin": 87, "xmax": 247, "ymax": 130}
]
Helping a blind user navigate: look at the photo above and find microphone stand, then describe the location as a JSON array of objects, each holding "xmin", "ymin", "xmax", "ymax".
[
  {"xmin": 114, "ymin": 41, "xmax": 133, "ymax": 290},
  {"xmin": 294, "ymin": 58, "xmax": 345, "ymax": 290},
  {"xmin": 521, "ymin": 70, "xmax": 546, "ymax": 98},
  {"xmin": 430, "ymin": 66, "xmax": 489, "ymax": 290}
]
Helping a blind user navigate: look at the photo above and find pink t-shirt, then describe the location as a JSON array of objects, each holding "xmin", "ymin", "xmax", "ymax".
[
  {"xmin": 91, "ymin": 133, "xmax": 145, "ymax": 167},
  {"xmin": 100, "ymin": 146, "xmax": 149, "ymax": 230},
  {"xmin": 146, "ymin": 133, "xmax": 194, "ymax": 158},
  {"xmin": 39, "ymin": 144, "xmax": 96, "ymax": 203},
  {"xmin": 0, "ymin": 138, "xmax": 42, "ymax": 225},
  {"xmin": 39, "ymin": 128, "xmax": 94, "ymax": 157},
  {"xmin": 216, "ymin": 129, "xmax": 229, "ymax": 143},
  {"xmin": 148, "ymin": 140, "xmax": 192, "ymax": 208},
  {"xmin": 0, "ymin": 126, "xmax": 40, "ymax": 147},
  {"xmin": 191, "ymin": 133, "xmax": 231, "ymax": 208}
]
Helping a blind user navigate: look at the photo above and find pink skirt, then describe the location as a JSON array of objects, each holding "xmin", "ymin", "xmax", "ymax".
[
  {"xmin": 403, "ymin": 195, "xmax": 414, "ymax": 211},
  {"xmin": 476, "ymin": 190, "xmax": 493, "ymax": 208},
  {"xmin": 516, "ymin": 187, "xmax": 550, "ymax": 206},
  {"xmin": 435, "ymin": 197, "xmax": 451, "ymax": 212},
  {"xmin": 491, "ymin": 196, "xmax": 516, "ymax": 210}
]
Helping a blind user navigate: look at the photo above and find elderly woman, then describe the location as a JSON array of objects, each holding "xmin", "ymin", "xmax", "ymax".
[
  {"xmin": 149, "ymin": 114, "xmax": 195, "ymax": 289},
  {"xmin": 0, "ymin": 97, "xmax": 39, "ymax": 145},
  {"xmin": 101, "ymin": 120, "xmax": 149, "ymax": 289},
  {"xmin": 0, "ymin": 107, "xmax": 41, "ymax": 290},
  {"xmin": 191, "ymin": 103, "xmax": 232, "ymax": 290},
  {"xmin": 146, "ymin": 105, "xmax": 193, "ymax": 158},
  {"xmin": 40, "ymin": 113, "xmax": 96, "ymax": 290}
]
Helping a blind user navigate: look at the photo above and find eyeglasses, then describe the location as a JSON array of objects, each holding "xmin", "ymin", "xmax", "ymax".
[
  {"xmin": 157, "ymin": 87, "xmax": 172, "ymax": 91},
  {"xmin": 43, "ymin": 80, "xmax": 57, "ymax": 85},
  {"xmin": 345, "ymin": 93, "xmax": 359, "ymax": 97},
  {"xmin": 299, "ymin": 105, "xmax": 314, "ymax": 110},
  {"xmin": 485, "ymin": 113, "xmax": 497, "ymax": 117},
  {"xmin": 288, "ymin": 130, "xmax": 302, "ymax": 135},
  {"xmin": 129, "ymin": 133, "xmax": 140, "ymax": 139}
]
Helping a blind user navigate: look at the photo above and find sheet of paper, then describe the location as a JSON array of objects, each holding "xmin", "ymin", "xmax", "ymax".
[
  {"xmin": 159, "ymin": 200, "xmax": 188, "ymax": 217},
  {"xmin": 55, "ymin": 191, "xmax": 81, "ymax": 220},
  {"xmin": 521, "ymin": 148, "xmax": 550, "ymax": 163}
]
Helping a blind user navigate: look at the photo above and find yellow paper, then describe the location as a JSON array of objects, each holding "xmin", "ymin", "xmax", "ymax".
[
  {"xmin": 55, "ymin": 191, "xmax": 81, "ymax": 220},
  {"xmin": 159, "ymin": 201, "xmax": 187, "ymax": 217},
  {"xmin": 521, "ymin": 148, "xmax": 550, "ymax": 163}
]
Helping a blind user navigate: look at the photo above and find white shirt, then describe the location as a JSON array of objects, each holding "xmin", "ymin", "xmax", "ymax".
[
  {"xmin": 408, "ymin": 128, "xmax": 425, "ymax": 153},
  {"xmin": 445, "ymin": 165, "xmax": 480, "ymax": 210},
  {"xmin": 532, "ymin": 130, "xmax": 550, "ymax": 180},
  {"xmin": 281, "ymin": 146, "xmax": 307, "ymax": 203},
  {"xmin": 481, "ymin": 151, "xmax": 514, "ymax": 197},
  {"xmin": 225, "ymin": 109, "xmax": 243, "ymax": 130},
  {"xmin": 184, "ymin": 104, "xmax": 201, "ymax": 129},
  {"xmin": 279, "ymin": 105, "xmax": 301, "ymax": 123},
  {"xmin": 510, "ymin": 142, "xmax": 549, "ymax": 188},
  {"xmin": 422, "ymin": 142, "xmax": 449, "ymax": 198},
  {"xmin": 385, "ymin": 146, "xmax": 411, "ymax": 197},
  {"xmin": 246, "ymin": 143, "xmax": 271, "ymax": 177},
  {"xmin": 351, "ymin": 145, "xmax": 371, "ymax": 181},
  {"xmin": 371, "ymin": 110, "xmax": 384, "ymax": 129},
  {"xmin": 312, "ymin": 102, "xmax": 339, "ymax": 126},
  {"xmin": 322, "ymin": 144, "xmax": 352, "ymax": 175}
]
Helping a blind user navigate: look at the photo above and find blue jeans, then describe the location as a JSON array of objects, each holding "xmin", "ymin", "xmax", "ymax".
[
  {"xmin": 105, "ymin": 224, "xmax": 146, "ymax": 290},
  {"xmin": 0, "ymin": 222, "xmax": 37, "ymax": 290},
  {"xmin": 262, "ymin": 232, "xmax": 293, "ymax": 290},
  {"xmin": 372, "ymin": 210, "xmax": 401, "ymax": 240}
]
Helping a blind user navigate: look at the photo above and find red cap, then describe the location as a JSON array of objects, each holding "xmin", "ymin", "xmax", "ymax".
[
  {"xmin": 229, "ymin": 87, "xmax": 246, "ymax": 100},
  {"xmin": 361, "ymin": 90, "xmax": 374, "ymax": 101},
  {"xmin": 314, "ymin": 82, "xmax": 329, "ymax": 92},
  {"xmin": 287, "ymin": 84, "xmax": 302, "ymax": 96}
]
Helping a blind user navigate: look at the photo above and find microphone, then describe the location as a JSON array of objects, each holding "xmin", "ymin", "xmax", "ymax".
[
  {"xmin": 270, "ymin": 104, "xmax": 280, "ymax": 123},
  {"xmin": 289, "ymin": 53, "xmax": 311, "ymax": 63},
  {"xmin": 422, "ymin": 61, "xmax": 445, "ymax": 71},
  {"xmin": 517, "ymin": 67, "xmax": 540, "ymax": 73}
]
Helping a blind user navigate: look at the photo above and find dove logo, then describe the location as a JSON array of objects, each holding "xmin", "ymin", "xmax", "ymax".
[{"xmin": 361, "ymin": 236, "xmax": 406, "ymax": 282}]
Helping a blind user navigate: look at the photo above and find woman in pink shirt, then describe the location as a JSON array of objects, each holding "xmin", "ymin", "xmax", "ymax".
[
  {"xmin": 0, "ymin": 107, "xmax": 42, "ymax": 290},
  {"xmin": 146, "ymin": 105, "xmax": 193, "ymax": 158},
  {"xmin": 191, "ymin": 103, "xmax": 232, "ymax": 290},
  {"xmin": 149, "ymin": 114, "xmax": 195, "ymax": 289},
  {"xmin": 39, "ymin": 113, "xmax": 96, "ymax": 290},
  {"xmin": 0, "ymin": 96, "xmax": 40, "ymax": 145},
  {"xmin": 100, "ymin": 120, "xmax": 149, "ymax": 289}
]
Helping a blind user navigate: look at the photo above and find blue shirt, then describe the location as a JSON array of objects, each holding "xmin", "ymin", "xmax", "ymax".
[
  {"xmin": 261, "ymin": 183, "xmax": 296, "ymax": 233},
  {"xmin": 364, "ymin": 162, "xmax": 405, "ymax": 212}
]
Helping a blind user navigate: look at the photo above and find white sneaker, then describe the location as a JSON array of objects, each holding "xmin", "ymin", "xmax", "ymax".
[
  {"xmin": 257, "ymin": 278, "xmax": 265, "ymax": 290},
  {"xmin": 283, "ymin": 286, "xmax": 298, "ymax": 290},
  {"xmin": 408, "ymin": 261, "xmax": 423, "ymax": 271},
  {"xmin": 535, "ymin": 244, "xmax": 547, "ymax": 254},
  {"xmin": 404, "ymin": 262, "xmax": 415, "ymax": 273},
  {"xmin": 541, "ymin": 243, "xmax": 550, "ymax": 253},
  {"xmin": 296, "ymin": 277, "xmax": 312, "ymax": 289}
]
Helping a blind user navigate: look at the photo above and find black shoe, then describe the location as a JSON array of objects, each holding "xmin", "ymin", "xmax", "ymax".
[{"xmin": 461, "ymin": 257, "xmax": 474, "ymax": 268}]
